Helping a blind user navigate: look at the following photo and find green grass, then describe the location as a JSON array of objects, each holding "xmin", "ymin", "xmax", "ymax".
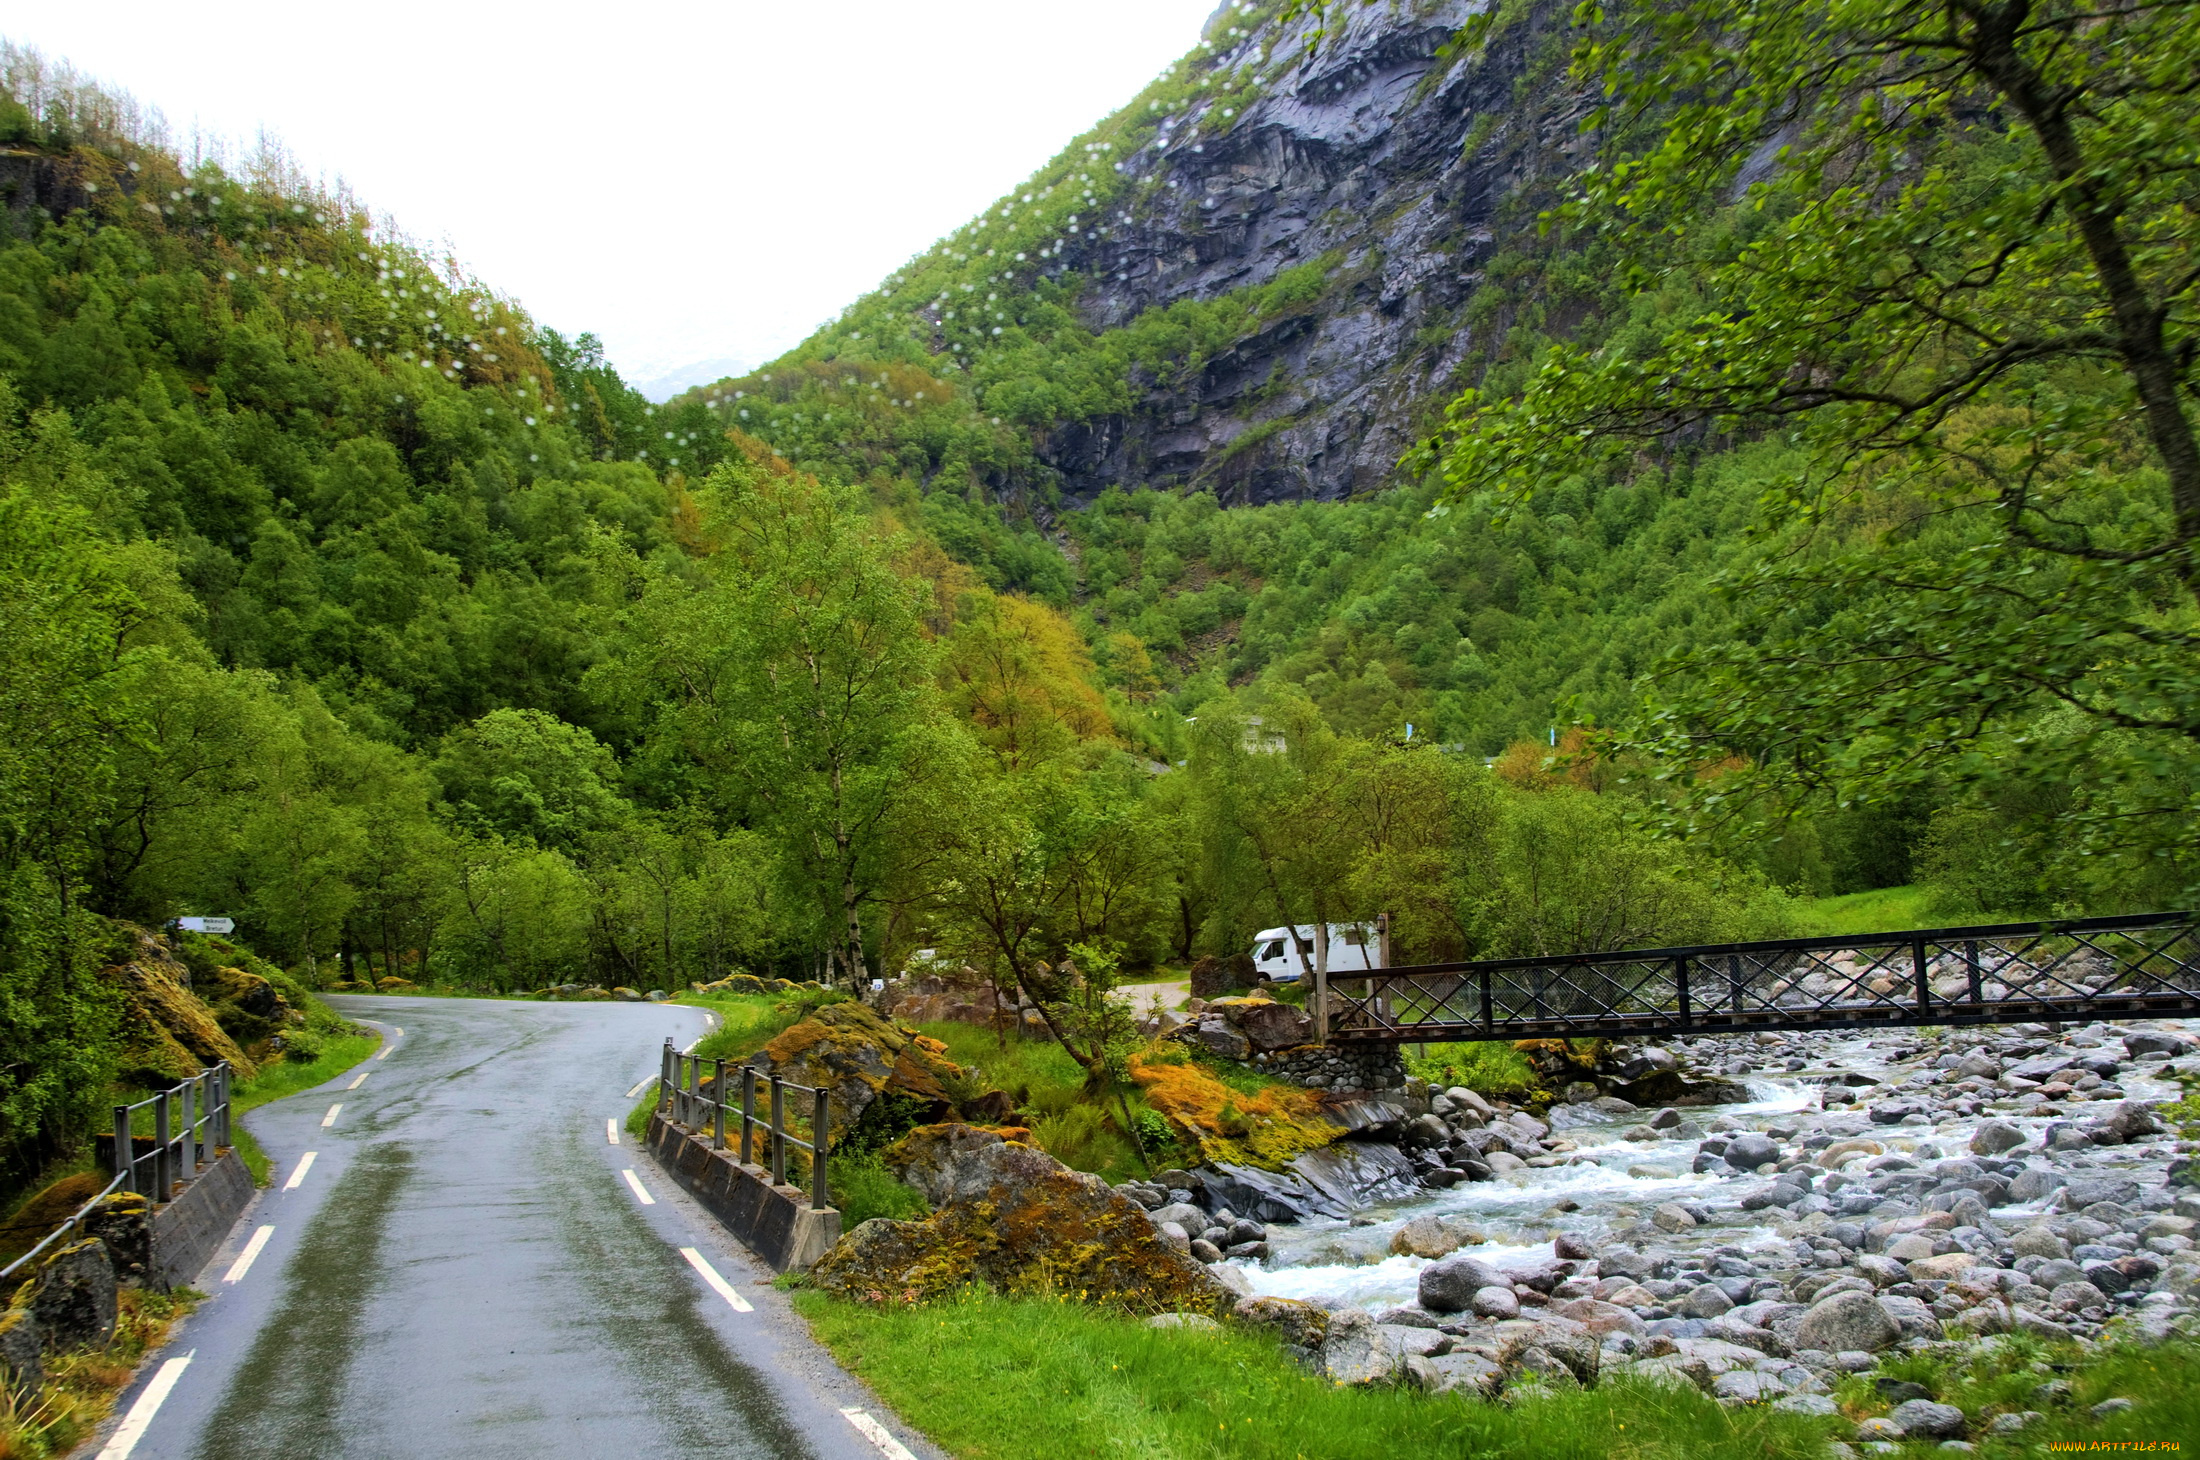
[
  {"xmin": 790, "ymin": 1290, "xmax": 2200, "ymax": 1460},
  {"xmin": 228, "ymin": 1032, "xmax": 380, "ymax": 1184},
  {"xmin": 1404, "ymin": 1041, "xmax": 1539, "ymax": 1097},
  {"xmin": 790, "ymin": 1290, "xmax": 1842, "ymax": 1460},
  {"xmin": 1789, "ymin": 883, "xmax": 1966, "ymax": 936},
  {"xmin": 914, "ymin": 1023, "xmax": 1169, "ymax": 1181}
]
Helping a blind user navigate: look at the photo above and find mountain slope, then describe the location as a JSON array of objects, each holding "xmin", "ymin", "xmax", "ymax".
[{"xmin": 675, "ymin": 0, "xmax": 1588, "ymax": 511}]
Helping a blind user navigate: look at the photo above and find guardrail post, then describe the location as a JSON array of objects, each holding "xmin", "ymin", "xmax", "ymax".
[
  {"xmin": 114, "ymin": 1105, "xmax": 134, "ymax": 1193},
  {"xmin": 1965, "ymin": 940, "xmax": 1982, "ymax": 1005},
  {"xmin": 741, "ymin": 1067, "xmax": 756, "ymax": 1166},
  {"xmin": 1912, "ymin": 939, "xmax": 1932, "ymax": 1016},
  {"xmin": 712, "ymin": 1058, "xmax": 727, "ymax": 1150},
  {"xmin": 769, "ymin": 1075, "xmax": 786, "ymax": 1186},
  {"xmin": 180, "ymin": 1075, "xmax": 196, "ymax": 1175},
  {"xmin": 811, "ymin": 1087, "xmax": 830, "ymax": 1211},
  {"xmin": 1479, "ymin": 971, "xmax": 1493, "ymax": 1035},
  {"xmin": 1675, "ymin": 956, "xmax": 1692, "ymax": 1029},
  {"xmin": 659, "ymin": 1039, "xmax": 674, "ymax": 1113},
  {"xmin": 153, "ymin": 1089, "xmax": 171, "ymax": 1199}
]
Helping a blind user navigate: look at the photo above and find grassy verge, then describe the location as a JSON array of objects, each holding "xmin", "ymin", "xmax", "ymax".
[
  {"xmin": 789, "ymin": 1289, "xmax": 2200, "ymax": 1460},
  {"xmin": 227, "ymin": 1031, "xmax": 380, "ymax": 1184},
  {"xmin": 790, "ymin": 1290, "xmax": 1835, "ymax": 1460},
  {"xmin": 0, "ymin": 1287, "xmax": 200, "ymax": 1459}
]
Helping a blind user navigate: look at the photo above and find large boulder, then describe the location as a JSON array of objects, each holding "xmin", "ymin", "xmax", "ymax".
[
  {"xmin": 1319, "ymin": 1310, "xmax": 1401, "ymax": 1385},
  {"xmin": 745, "ymin": 1001, "xmax": 968, "ymax": 1136},
  {"xmin": 1221, "ymin": 998, "xmax": 1315, "ymax": 1053},
  {"xmin": 1793, "ymin": 1290, "xmax": 1901, "ymax": 1353},
  {"xmin": 1722, "ymin": 1132, "xmax": 1780, "ymax": 1170},
  {"xmin": 1389, "ymin": 1213, "xmax": 1484, "ymax": 1259},
  {"xmin": 1204, "ymin": 1141, "xmax": 1420, "ymax": 1223},
  {"xmin": 809, "ymin": 1125, "xmax": 1234, "ymax": 1316},
  {"xmin": 27, "ymin": 1239, "xmax": 116, "ymax": 1350},
  {"xmin": 1419, "ymin": 1254, "xmax": 1510, "ymax": 1313}
]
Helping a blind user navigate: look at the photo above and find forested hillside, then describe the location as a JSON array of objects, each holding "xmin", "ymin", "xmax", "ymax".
[{"xmin": 2, "ymin": 0, "xmax": 2196, "ymax": 1202}]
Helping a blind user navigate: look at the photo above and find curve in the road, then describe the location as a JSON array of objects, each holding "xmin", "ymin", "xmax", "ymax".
[{"xmin": 92, "ymin": 995, "xmax": 933, "ymax": 1460}]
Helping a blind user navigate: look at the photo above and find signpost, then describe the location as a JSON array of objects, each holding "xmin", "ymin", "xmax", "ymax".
[{"xmin": 177, "ymin": 917, "xmax": 235, "ymax": 935}]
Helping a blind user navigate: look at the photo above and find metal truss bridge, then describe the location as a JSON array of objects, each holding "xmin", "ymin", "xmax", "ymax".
[{"xmin": 1324, "ymin": 912, "xmax": 2200, "ymax": 1044}]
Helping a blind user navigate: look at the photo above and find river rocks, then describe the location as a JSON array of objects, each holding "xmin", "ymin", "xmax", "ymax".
[
  {"xmin": 811, "ymin": 1125, "xmax": 1234, "ymax": 1315},
  {"xmin": 1388, "ymin": 1213, "xmax": 1483, "ymax": 1259},
  {"xmin": 1676, "ymin": 1283, "xmax": 1733, "ymax": 1319},
  {"xmin": 1320, "ymin": 1310, "xmax": 1401, "ymax": 1384},
  {"xmin": 1408, "ymin": 1349, "xmax": 1504, "ymax": 1397},
  {"xmin": 2013, "ymin": 1226, "xmax": 2071, "ymax": 1260},
  {"xmin": 1722, "ymin": 1132, "xmax": 1780, "ymax": 1170},
  {"xmin": 1233, "ymin": 1295, "xmax": 1330, "ymax": 1357},
  {"xmin": 1888, "ymin": 1399, "xmax": 1966, "ymax": 1438},
  {"xmin": 1795, "ymin": 1291, "xmax": 1902, "ymax": 1353},
  {"xmin": 1970, "ymin": 1121, "xmax": 2026, "ymax": 1155},
  {"xmin": 1652, "ymin": 1203, "xmax": 1697, "ymax": 1232},
  {"xmin": 1470, "ymin": 1285, "xmax": 1519, "ymax": 1319},
  {"xmin": 1419, "ymin": 1254, "xmax": 1509, "ymax": 1313},
  {"xmin": 1205, "ymin": 1141, "xmax": 1422, "ymax": 1223}
]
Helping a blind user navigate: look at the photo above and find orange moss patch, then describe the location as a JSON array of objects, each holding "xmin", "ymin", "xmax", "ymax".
[{"xmin": 1128, "ymin": 1051, "xmax": 1338, "ymax": 1170}]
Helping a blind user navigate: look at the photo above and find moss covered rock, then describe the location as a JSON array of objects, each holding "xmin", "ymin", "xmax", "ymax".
[
  {"xmin": 750, "ymin": 1000, "xmax": 966, "ymax": 1133},
  {"xmin": 108, "ymin": 928, "xmax": 254, "ymax": 1083},
  {"xmin": 808, "ymin": 1124, "xmax": 1235, "ymax": 1316}
]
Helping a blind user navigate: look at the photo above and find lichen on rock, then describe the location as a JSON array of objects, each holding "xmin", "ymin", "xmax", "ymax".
[
  {"xmin": 806, "ymin": 1124, "xmax": 1235, "ymax": 1316},
  {"xmin": 744, "ymin": 1000, "xmax": 972, "ymax": 1136}
]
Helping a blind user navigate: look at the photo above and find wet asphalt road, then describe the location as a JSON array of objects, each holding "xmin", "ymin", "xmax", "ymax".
[{"xmin": 99, "ymin": 995, "xmax": 934, "ymax": 1460}]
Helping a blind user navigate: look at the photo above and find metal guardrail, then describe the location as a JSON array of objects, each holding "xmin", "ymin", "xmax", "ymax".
[
  {"xmin": 1325, "ymin": 912, "xmax": 2200, "ymax": 1043},
  {"xmin": 0, "ymin": 1061, "xmax": 235, "ymax": 1289},
  {"xmin": 115, "ymin": 1062, "xmax": 234, "ymax": 1199},
  {"xmin": 659, "ymin": 1039, "xmax": 830, "ymax": 1212}
]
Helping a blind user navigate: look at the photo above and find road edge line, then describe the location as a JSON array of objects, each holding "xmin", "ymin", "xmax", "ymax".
[
  {"xmin": 841, "ymin": 1406, "xmax": 919, "ymax": 1460},
  {"xmin": 95, "ymin": 1350, "xmax": 194, "ymax": 1460}
]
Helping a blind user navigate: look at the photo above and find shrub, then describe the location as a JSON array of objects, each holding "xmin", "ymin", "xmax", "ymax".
[{"xmin": 827, "ymin": 1150, "xmax": 931, "ymax": 1228}]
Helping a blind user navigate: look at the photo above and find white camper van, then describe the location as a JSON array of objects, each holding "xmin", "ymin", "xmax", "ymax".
[{"xmin": 1250, "ymin": 923, "xmax": 1382, "ymax": 982}]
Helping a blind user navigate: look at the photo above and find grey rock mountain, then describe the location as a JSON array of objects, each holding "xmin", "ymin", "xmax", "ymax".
[{"xmin": 1035, "ymin": 1, "xmax": 1579, "ymax": 507}]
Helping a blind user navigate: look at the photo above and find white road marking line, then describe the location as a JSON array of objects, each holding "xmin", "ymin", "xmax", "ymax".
[
  {"xmin": 393, "ymin": 1027, "xmax": 402, "ymax": 1035},
  {"xmin": 96, "ymin": 1350, "xmax": 193, "ymax": 1460},
  {"xmin": 282, "ymin": 1152, "xmax": 317, "ymax": 1191},
  {"xmin": 320, "ymin": 1103, "xmax": 342, "ymax": 1128},
  {"xmin": 222, "ymin": 1226, "xmax": 275, "ymax": 1283},
  {"xmin": 346, "ymin": 1070, "xmax": 369, "ymax": 1090},
  {"xmin": 606, "ymin": 1118, "xmax": 620, "ymax": 1146},
  {"xmin": 621, "ymin": 1168, "xmax": 655, "ymax": 1205},
  {"xmin": 841, "ymin": 1407, "xmax": 918, "ymax": 1460},
  {"xmin": 375, "ymin": 1040, "xmax": 393, "ymax": 1060},
  {"xmin": 678, "ymin": 1246, "xmax": 754, "ymax": 1312},
  {"xmin": 624, "ymin": 1078, "xmax": 653, "ymax": 1099}
]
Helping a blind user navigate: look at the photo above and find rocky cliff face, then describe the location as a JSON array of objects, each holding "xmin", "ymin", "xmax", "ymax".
[{"xmin": 1036, "ymin": 1, "xmax": 1583, "ymax": 507}]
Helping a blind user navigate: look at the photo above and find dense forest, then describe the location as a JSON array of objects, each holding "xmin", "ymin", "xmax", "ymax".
[{"xmin": 2, "ymin": 0, "xmax": 2195, "ymax": 1194}]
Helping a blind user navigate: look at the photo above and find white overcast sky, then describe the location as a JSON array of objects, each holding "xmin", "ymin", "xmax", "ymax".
[{"xmin": 13, "ymin": 1, "xmax": 1217, "ymax": 394}]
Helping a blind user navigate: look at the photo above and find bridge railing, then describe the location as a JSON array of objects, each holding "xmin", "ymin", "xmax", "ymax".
[
  {"xmin": 657, "ymin": 1039, "xmax": 830, "ymax": 1212},
  {"xmin": 1325, "ymin": 911, "xmax": 2200, "ymax": 1042}
]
